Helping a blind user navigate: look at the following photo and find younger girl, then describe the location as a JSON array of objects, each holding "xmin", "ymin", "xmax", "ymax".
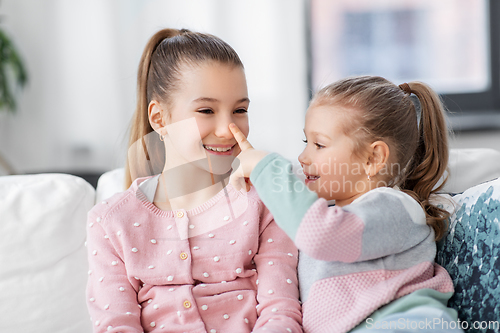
[
  {"xmin": 86, "ymin": 28, "xmax": 302, "ymax": 333},
  {"xmin": 230, "ymin": 76, "xmax": 462, "ymax": 333}
]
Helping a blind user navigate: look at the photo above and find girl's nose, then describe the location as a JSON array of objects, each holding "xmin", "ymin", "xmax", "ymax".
[
  {"xmin": 298, "ymin": 149, "xmax": 310, "ymax": 166},
  {"xmin": 214, "ymin": 115, "xmax": 234, "ymax": 139}
]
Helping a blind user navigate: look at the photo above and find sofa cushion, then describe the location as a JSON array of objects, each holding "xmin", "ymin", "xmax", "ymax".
[
  {"xmin": 0, "ymin": 173, "xmax": 94, "ymax": 333},
  {"xmin": 439, "ymin": 148, "xmax": 500, "ymax": 194},
  {"xmin": 95, "ymin": 167, "xmax": 126, "ymax": 203},
  {"xmin": 436, "ymin": 177, "xmax": 500, "ymax": 331}
]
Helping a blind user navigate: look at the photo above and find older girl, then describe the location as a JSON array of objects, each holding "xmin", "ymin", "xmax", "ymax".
[
  {"xmin": 230, "ymin": 76, "xmax": 462, "ymax": 333},
  {"xmin": 86, "ymin": 28, "xmax": 302, "ymax": 333}
]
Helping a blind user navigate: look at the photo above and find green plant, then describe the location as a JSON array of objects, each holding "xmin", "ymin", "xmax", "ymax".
[
  {"xmin": 0, "ymin": 26, "xmax": 27, "ymax": 174},
  {"xmin": 0, "ymin": 28, "xmax": 27, "ymax": 113}
]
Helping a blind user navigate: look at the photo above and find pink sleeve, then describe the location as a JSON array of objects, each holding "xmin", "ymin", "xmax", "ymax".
[
  {"xmin": 252, "ymin": 205, "xmax": 303, "ymax": 333},
  {"xmin": 86, "ymin": 208, "xmax": 143, "ymax": 333},
  {"xmin": 295, "ymin": 199, "xmax": 364, "ymax": 262}
]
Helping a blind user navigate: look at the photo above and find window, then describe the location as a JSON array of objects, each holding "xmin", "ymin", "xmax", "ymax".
[{"xmin": 308, "ymin": 0, "xmax": 500, "ymax": 129}]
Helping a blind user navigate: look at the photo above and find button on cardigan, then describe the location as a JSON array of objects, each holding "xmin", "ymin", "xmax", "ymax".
[{"xmin": 86, "ymin": 175, "xmax": 302, "ymax": 333}]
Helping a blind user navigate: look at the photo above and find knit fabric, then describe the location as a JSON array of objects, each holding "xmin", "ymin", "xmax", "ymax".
[
  {"xmin": 250, "ymin": 153, "xmax": 456, "ymax": 333},
  {"xmin": 86, "ymin": 176, "xmax": 302, "ymax": 333},
  {"xmin": 302, "ymin": 263, "xmax": 454, "ymax": 333},
  {"xmin": 295, "ymin": 203, "xmax": 364, "ymax": 262}
]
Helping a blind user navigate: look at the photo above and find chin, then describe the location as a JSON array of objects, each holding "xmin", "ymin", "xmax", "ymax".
[
  {"xmin": 193, "ymin": 155, "xmax": 235, "ymax": 175},
  {"xmin": 305, "ymin": 183, "xmax": 316, "ymax": 192},
  {"xmin": 210, "ymin": 155, "xmax": 235, "ymax": 175}
]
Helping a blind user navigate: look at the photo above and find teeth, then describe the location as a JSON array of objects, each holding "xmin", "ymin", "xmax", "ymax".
[{"xmin": 204, "ymin": 145, "xmax": 232, "ymax": 152}]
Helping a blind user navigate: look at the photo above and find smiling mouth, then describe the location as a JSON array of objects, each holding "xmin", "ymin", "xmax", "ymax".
[
  {"xmin": 203, "ymin": 144, "xmax": 235, "ymax": 153},
  {"xmin": 304, "ymin": 172, "xmax": 320, "ymax": 183}
]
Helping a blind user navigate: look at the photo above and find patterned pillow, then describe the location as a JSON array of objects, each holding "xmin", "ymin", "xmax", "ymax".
[{"xmin": 436, "ymin": 177, "xmax": 500, "ymax": 332}]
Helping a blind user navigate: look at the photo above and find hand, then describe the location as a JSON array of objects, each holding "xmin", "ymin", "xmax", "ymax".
[{"xmin": 229, "ymin": 123, "xmax": 269, "ymax": 192}]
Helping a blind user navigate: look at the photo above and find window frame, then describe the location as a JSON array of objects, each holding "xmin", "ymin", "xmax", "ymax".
[{"xmin": 441, "ymin": 0, "xmax": 500, "ymax": 114}]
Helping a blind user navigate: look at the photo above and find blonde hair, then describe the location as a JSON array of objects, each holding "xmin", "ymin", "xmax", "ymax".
[
  {"xmin": 312, "ymin": 76, "xmax": 450, "ymax": 240},
  {"xmin": 124, "ymin": 28, "xmax": 243, "ymax": 188}
]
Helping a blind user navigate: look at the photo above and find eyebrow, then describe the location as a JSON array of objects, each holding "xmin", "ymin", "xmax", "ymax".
[
  {"xmin": 192, "ymin": 97, "xmax": 250, "ymax": 104},
  {"xmin": 304, "ymin": 129, "xmax": 331, "ymax": 140}
]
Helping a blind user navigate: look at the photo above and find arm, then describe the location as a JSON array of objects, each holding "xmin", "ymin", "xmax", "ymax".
[
  {"xmin": 86, "ymin": 208, "xmax": 143, "ymax": 333},
  {"xmin": 252, "ymin": 205, "xmax": 303, "ymax": 333},
  {"xmin": 251, "ymin": 155, "xmax": 431, "ymax": 262},
  {"xmin": 229, "ymin": 124, "xmax": 364, "ymax": 262},
  {"xmin": 249, "ymin": 153, "xmax": 318, "ymax": 241},
  {"xmin": 229, "ymin": 123, "xmax": 428, "ymax": 263},
  {"xmin": 228, "ymin": 123, "xmax": 317, "ymax": 241},
  {"xmin": 250, "ymin": 153, "xmax": 364, "ymax": 262}
]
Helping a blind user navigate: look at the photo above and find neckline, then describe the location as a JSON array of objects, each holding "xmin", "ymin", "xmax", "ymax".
[{"xmin": 133, "ymin": 175, "xmax": 244, "ymax": 218}]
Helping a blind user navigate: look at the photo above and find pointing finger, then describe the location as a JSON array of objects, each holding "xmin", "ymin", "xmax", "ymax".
[{"xmin": 229, "ymin": 123, "xmax": 253, "ymax": 151}]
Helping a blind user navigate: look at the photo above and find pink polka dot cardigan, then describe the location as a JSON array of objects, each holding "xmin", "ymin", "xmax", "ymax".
[{"xmin": 86, "ymin": 175, "xmax": 302, "ymax": 333}]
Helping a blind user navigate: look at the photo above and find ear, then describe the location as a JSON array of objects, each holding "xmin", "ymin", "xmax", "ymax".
[
  {"xmin": 365, "ymin": 140, "xmax": 390, "ymax": 177},
  {"xmin": 148, "ymin": 100, "xmax": 167, "ymax": 135}
]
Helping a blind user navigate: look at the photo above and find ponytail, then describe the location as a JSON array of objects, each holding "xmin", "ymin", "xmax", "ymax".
[
  {"xmin": 124, "ymin": 28, "xmax": 243, "ymax": 188},
  {"xmin": 124, "ymin": 29, "xmax": 181, "ymax": 189},
  {"xmin": 400, "ymin": 82, "xmax": 450, "ymax": 240}
]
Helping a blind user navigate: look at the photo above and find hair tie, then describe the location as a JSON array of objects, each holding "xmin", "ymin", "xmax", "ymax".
[{"xmin": 399, "ymin": 83, "xmax": 412, "ymax": 95}]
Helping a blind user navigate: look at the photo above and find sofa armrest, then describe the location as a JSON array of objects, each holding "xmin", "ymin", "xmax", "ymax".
[{"xmin": 0, "ymin": 174, "xmax": 94, "ymax": 333}]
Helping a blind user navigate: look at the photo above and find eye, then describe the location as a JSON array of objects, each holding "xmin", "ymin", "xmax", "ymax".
[
  {"xmin": 302, "ymin": 139, "xmax": 308, "ymax": 144},
  {"xmin": 234, "ymin": 108, "xmax": 247, "ymax": 114},
  {"xmin": 197, "ymin": 109, "xmax": 214, "ymax": 114},
  {"xmin": 315, "ymin": 143, "xmax": 325, "ymax": 149}
]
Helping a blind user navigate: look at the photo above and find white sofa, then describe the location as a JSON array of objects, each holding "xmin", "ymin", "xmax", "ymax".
[{"xmin": 1, "ymin": 148, "xmax": 500, "ymax": 333}]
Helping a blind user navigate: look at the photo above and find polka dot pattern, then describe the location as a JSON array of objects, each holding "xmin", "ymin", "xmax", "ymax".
[{"xmin": 85, "ymin": 176, "xmax": 302, "ymax": 333}]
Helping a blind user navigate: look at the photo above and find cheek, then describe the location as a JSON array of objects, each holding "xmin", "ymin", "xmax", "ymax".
[
  {"xmin": 167, "ymin": 118, "xmax": 206, "ymax": 161},
  {"xmin": 233, "ymin": 117, "xmax": 249, "ymax": 137},
  {"xmin": 316, "ymin": 155, "xmax": 333, "ymax": 177},
  {"xmin": 195, "ymin": 117, "xmax": 214, "ymax": 138}
]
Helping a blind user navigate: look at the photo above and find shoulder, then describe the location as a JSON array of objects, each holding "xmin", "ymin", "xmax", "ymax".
[
  {"xmin": 88, "ymin": 176, "xmax": 153, "ymax": 223},
  {"xmin": 226, "ymin": 183, "xmax": 265, "ymax": 207},
  {"xmin": 346, "ymin": 187, "xmax": 425, "ymax": 224},
  {"xmin": 245, "ymin": 185, "xmax": 264, "ymax": 204},
  {"xmin": 245, "ymin": 185, "xmax": 274, "ymax": 219},
  {"xmin": 227, "ymin": 184, "xmax": 275, "ymax": 228},
  {"xmin": 352, "ymin": 187, "xmax": 419, "ymax": 206}
]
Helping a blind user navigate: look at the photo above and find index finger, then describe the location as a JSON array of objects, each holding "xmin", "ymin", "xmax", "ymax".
[{"xmin": 229, "ymin": 123, "xmax": 253, "ymax": 151}]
